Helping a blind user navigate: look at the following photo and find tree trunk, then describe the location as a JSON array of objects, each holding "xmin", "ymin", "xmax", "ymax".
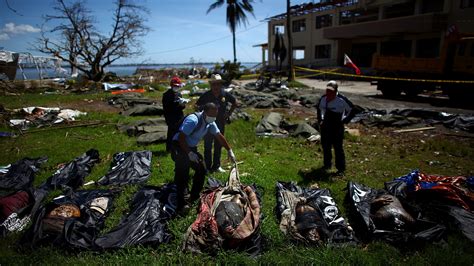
[
  {"xmin": 286, "ymin": 0, "xmax": 293, "ymax": 81},
  {"xmin": 232, "ymin": 29, "xmax": 237, "ymax": 63}
]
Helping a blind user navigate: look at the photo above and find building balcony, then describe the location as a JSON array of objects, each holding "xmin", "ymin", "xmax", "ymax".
[{"xmin": 323, "ymin": 13, "xmax": 448, "ymax": 39}]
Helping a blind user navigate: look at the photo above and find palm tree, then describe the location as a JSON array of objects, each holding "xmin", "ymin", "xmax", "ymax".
[{"xmin": 207, "ymin": 0, "xmax": 255, "ymax": 63}]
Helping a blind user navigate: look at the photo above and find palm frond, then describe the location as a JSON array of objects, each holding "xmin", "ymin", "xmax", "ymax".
[{"xmin": 206, "ymin": 0, "xmax": 225, "ymax": 14}]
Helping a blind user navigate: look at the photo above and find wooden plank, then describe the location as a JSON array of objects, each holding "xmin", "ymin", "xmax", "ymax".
[{"xmin": 393, "ymin": 127, "xmax": 436, "ymax": 133}]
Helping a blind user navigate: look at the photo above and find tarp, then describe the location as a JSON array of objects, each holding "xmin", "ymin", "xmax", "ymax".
[
  {"xmin": 276, "ymin": 182, "xmax": 356, "ymax": 245},
  {"xmin": 120, "ymin": 105, "xmax": 164, "ymax": 116},
  {"xmin": 97, "ymin": 151, "xmax": 152, "ymax": 186},
  {"xmin": 21, "ymin": 189, "xmax": 115, "ymax": 249},
  {"xmin": 0, "ymin": 157, "xmax": 47, "ymax": 192},
  {"xmin": 385, "ymin": 170, "xmax": 474, "ymax": 242},
  {"xmin": 347, "ymin": 181, "xmax": 445, "ymax": 245},
  {"xmin": 183, "ymin": 167, "xmax": 263, "ymax": 256},
  {"xmin": 352, "ymin": 108, "xmax": 474, "ymax": 133},
  {"xmin": 94, "ymin": 184, "xmax": 177, "ymax": 249},
  {"xmin": 40, "ymin": 149, "xmax": 100, "ymax": 191}
]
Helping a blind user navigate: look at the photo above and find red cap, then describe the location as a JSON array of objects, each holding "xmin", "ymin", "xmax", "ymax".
[{"xmin": 170, "ymin": 77, "xmax": 182, "ymax": 87}]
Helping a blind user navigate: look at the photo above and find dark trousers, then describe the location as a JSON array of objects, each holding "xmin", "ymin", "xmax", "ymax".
[
  {"xmin": 166, "ymin": 123, "xmax": 178, "ymax": 152},
  {"xmin": 204, "ymin": 121, "xmax": 225, "ymax": 170},
  {"xmin": 321, "ymin": 124, "xmax": 345, "ymax": 172},
  {"xmin": 172, "ymin": 143, "xmax": 206, "ymax": 209}
]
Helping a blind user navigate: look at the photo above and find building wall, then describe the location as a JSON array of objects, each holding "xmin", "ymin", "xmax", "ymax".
[{"xmin": 267, "ymin": 0, "xmax": 474, "ymax": 68}]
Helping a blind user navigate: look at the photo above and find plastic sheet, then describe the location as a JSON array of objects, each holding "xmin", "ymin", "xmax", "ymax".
[
  {"xmin": 276, "ymin": 181, "xmax": 356, "ymax": 245},
  {"xmin": 97, "ymin": 151, "xmax": 152, "ymax": 186},
  {"xmin": 94, "ymin": 184, "xmax": 177, "ymax": 249},
  {"xmin": 347, "ymin": 181, "xmax": 445, "ymax": 245}
]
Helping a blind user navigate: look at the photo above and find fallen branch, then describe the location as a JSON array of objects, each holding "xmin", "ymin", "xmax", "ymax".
[{"xmin": 393, "ymin": 127, "xmax": 436, "ymax": 133}]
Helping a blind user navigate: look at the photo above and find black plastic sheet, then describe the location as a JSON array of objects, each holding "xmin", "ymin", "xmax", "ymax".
[
  {"xmin": 40, "ymin": 149, "xmax": 99, "ymax": 191},
  {"xmin": 94, "ymin": 184, "xmax": 177, "ymax": 249},
  {"xmin": 276, "ymin": 182, "xmax": 356, "ymax": 245},
  {"xmin": 21, "ymin": 189, "xmax": 115, "ymax": 249},
  {"xmin": 0, "ymin": 157, "xmax": 47, "ymax": 192},
  {"xmin": 97, "ymin": 151, "xmax": 152, "ymax": 186},
  {"xmin": 347, "ymin": 181, "xmax": 445, "ymax": 245}
]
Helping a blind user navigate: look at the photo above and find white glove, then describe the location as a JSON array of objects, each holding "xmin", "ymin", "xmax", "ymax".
[
  {"xmin": 178, "ymin": 97, "xmax": 190, "ymax": 104},
  {"xmin": 227, "ymin": 149, "xmax": 236, "ymax": 164},
  {"xmin": 188, "ymin": 151, "xmax": 199, "ymax": 163}
]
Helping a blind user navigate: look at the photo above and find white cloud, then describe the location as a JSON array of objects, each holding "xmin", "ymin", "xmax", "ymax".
[
  {"xmin": 0, "ymin": 33, "xmax": 10, "ymax": 41},
  {"xmin": 0, "ymin": 23, "xmax": 41, "ymax": 41},
  {"xmin": 1, "ymin": 23, "xmax": 40, "ymax": 34}
]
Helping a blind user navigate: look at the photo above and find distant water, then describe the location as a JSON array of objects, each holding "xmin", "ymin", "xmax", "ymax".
[{"xmin": 15, "ymin": 63, "xmax": 259, "ymax": 80}]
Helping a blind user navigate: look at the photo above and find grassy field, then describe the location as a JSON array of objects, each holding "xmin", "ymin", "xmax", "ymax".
[{"xmin": 0, "ymin": 90, "xmax": 473, "ymax": 265}]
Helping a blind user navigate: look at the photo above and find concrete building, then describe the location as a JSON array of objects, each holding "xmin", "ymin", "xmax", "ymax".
[{"xmin": 266, "ymin": 0, "xmax": 474, "ymax": 68}]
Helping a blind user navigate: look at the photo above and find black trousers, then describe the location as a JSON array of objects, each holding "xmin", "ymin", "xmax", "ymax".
[
  {"xmin": 204, "ymin": 120, "xmax": 225, "ymax": 170},
  {"xmin": 171, "ymin": 143, "xmax": 206, "ymax": 209},
  {"xmin": 320, "ymin": 124, "xmax": 345, "ymax": 172}
]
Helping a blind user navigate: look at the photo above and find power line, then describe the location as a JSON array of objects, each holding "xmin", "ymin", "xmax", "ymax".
[{"xmin": 147, "ymin": 22, "xmax": 266, "ymax": 55}]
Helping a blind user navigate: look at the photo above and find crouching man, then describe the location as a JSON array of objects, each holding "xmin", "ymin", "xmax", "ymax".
[{"xmin": 172, "ymin": 102, "xmax": 236, "ymax": 213}]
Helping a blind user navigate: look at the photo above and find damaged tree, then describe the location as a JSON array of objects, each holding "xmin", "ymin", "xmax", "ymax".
[{"xmin": 36, "ymin": 0, "xmax": 149, "ymax": 81}]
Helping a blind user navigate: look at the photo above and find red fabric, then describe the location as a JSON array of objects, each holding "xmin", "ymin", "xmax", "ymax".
[
  {"xmin": 415, "ymin": 173, "xmax": 474, "ymax": 211},
  {"xmin": 0, "ymin": 191, "xmax": 30, "ymax": 221},
  {"xmin": 191, "ymin": 191, "xmax": 220, "ymax": 243},
  {"xmin": 344, "ymin": 54, "xmax": 361, "ymax": 75}
]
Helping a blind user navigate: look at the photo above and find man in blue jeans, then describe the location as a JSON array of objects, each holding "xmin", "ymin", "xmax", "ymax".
[{"xmin": 172, "ymin": 102, "xmax": 236, "ymax": 213}]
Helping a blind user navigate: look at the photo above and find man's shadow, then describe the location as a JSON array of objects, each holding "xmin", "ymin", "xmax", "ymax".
[{"xmin": 298, "ymin": 167, "xmax": 333, "ymax": 185}]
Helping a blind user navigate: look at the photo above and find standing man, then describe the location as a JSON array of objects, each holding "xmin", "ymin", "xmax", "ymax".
[
  {"xmin": 172, "ymin": 102, "xmax": 236, "ymax": 213},
  {"xmin": 163, "ymin": 76, "xmax": 189, "ymax": 152},
  {"xmin": 196, "ymin": 74, "xmax": 238, "ymax": 173},
  {"xmin": 316, "ymin": 80, "xmax": 354, "ymax": 176}
]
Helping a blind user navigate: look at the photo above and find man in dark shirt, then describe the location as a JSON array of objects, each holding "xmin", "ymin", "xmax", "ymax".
[
  {"xmin": 162, "ymin": 76, "xmax": 189, "ymax": 152},
  {"xmin": 316, "ymin": 80, "xmax": 354, "ymax": 176},
  {"xmin": 196, "ymin": 74, "xmax": 238, "ymax": 173}
]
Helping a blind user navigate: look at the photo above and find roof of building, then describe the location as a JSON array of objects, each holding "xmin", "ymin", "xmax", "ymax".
[{"xmin": 265, "ymin": 0, "xmax": 359, "ymax": 21}]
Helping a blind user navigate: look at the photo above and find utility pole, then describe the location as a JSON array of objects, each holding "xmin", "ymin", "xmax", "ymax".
[{"xmin": 286, "ymin": 0, "xmax": 294, "ymax": 81}]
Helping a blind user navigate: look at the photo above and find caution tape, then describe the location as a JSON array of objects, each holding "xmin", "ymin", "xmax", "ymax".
[
  {"xmin": 294, "ymin": 66, "xmax": 474, "ymax": 84},
  {"xmin": 294, "ymin": 68, "xmax": 339, "ymax": 79}
]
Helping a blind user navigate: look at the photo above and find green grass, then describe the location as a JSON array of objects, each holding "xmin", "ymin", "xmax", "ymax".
[{"xmin": 1, "ymin": 92, "xmax": 473, "ymax": 265}]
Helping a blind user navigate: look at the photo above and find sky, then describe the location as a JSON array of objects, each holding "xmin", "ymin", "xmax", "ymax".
[{"xmin": 0, "ymin": 0, "xmax": 310, "ymax": 64}]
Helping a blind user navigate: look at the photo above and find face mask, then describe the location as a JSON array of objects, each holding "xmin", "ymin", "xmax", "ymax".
[
  {"xmin": 205, "ymin": 116, "xmax": 216, "ymax": 124},
  {"xmin": 172, "ymin": 86, "xmax": 179, "ymax": 92}
]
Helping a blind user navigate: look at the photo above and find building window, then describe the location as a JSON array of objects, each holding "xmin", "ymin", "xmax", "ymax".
[
  {"xmin": 292, "ymin": 19, "xmax": 306, "ymax": 32},
  {"xmin": 416, "ymin": 38, "xmax": 440, "ymax": 58},
  {"xmin": 316, "ymin": 14, "xmax": 332, "ymax": 29},
  {"xmin": 460, "ymin": 0, "xmax": 474, "ymax": 8},
  {"xmin": 315, "ymin": 45, "xmax": 331, "ymax": 59},
  {"xmin": 273, "ymin": 25, "xmax": 285, "ymax": 35},
  {"xmin": 293, "ymin": 47, "xmax": 305, "ymax": 60}
]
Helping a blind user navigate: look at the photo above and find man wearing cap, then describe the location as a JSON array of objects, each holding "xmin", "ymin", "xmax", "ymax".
[
  {"xmin": 196, "ymin": 74, "xmax": 238, "ymax": 173},
  {"xmin": 163, "ymin": 76, "xmax": 189, "ymax": 152},
  {"xmin": 316, "ymin": 80, "xmax": 354, "ymax": 176},
  {"xmin": 172, "ymin": 102, "xmax": 236, "ymax": 213}
]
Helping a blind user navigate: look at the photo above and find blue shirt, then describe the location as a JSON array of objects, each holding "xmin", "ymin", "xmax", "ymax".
[{"xmin": 172, "ymin": 112, "xmax": 220, "ymax": 147}]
